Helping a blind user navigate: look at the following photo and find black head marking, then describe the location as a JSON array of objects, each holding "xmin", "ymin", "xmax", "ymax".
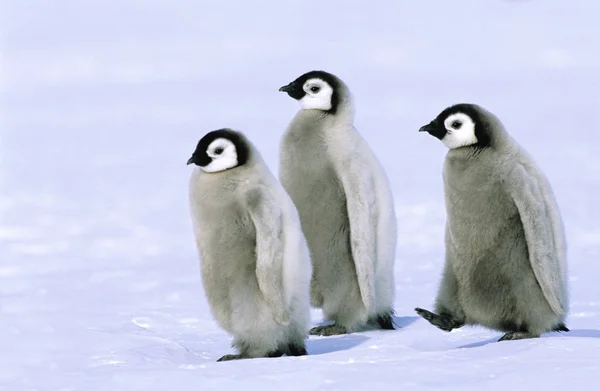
[
  {"xmin": 278, "ymin": 70, "xmax": 340, "ymax": 115},
  {"xmin": 187, "ymin": 128, "xmax": 249, "ymax": 168},
  {"xmin": 418, "ymin": 103, "xmax": 491, "ymax": 148}
]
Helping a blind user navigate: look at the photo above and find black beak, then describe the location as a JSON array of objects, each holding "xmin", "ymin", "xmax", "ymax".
[
  {"xmin": 279, "ymin": 82, "xmax": 305, "ymax": 100},
  {"xmin": 279, "ymin": 83, "xmax": 293, "ymax": 93},
  {"xmin": 186, "ymin": 156, "xmax": 194, "ymax": 165},
  {"xmin": 419, "ymin": 120, "xmax": 447, "ymax": 140},
  {"xmin": 419, "ymin": 121, "xmax": 437, "ymax": 133}
]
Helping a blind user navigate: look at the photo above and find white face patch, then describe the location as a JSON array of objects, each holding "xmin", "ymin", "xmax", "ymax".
[
  {"xmin": 441, "ymin": 113, "xmax": 478, "ymax": 149},
  {"xmin": 298, "ymin": 78, "xmax": 334, "ymax": 111},
  {"xmin": 201, "ymin": 138, "xmax": 238, "ymax": 173}
]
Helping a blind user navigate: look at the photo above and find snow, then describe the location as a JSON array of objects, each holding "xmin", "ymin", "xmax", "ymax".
[{"xmin": 1, "ymin": 0, "xmax": 599, "ymax": 390}]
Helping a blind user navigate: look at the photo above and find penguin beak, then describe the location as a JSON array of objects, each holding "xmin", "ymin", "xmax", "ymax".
[
  {"xmin": 279, "ymin": 82, "xmax": 304, "ymax": 100},
  {"xmin": 186, "ymin": 156, "xmax": 194, "ymax": 165},
  {"xmin": 419, "ymin": 121, "xmax": 447, "ymax": 140},
  {"xmin": 419, "ymin": 121, "xmax": 437, "ymax": 134},
  {"xmin": 278, "ymin": 83, "xmax": 294, "ymax": 93}
]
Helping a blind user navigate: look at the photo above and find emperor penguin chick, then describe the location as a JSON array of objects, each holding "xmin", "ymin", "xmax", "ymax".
[
  {"xmin": 278, "ymin": 71, "xmax": 397, "ymax": 336},
  {"xmin": 415, "ymin": 103, "xmax": 569, "ymax": 342},
  {"xmin": 187, "ymin": 129, "xmax": 312, "ymax": 361}
]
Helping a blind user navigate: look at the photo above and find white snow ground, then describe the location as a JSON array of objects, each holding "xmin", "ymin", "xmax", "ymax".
[{"xmin": 1, "ymin": 1, "xmax": 600, "ymax": 390}]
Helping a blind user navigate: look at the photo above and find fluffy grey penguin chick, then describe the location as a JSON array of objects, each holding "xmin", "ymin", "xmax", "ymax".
[
  {"xmin": 415, "ymin": 103, "xmax": 569, "ymax": 342},
  {"xmin": 187, "ymin": 129, "xmax": 312, "ymax": 361},
  {"xmin": 278, "ymin": 71, "xmax": 398, "ymax": 336}
]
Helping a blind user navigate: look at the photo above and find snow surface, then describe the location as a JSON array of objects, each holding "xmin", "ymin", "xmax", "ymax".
[{"xmin": 1, "ymin": 0, "xmax": 600, "ymax": 390}]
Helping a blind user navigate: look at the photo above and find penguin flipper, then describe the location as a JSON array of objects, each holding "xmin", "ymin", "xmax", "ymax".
[
  {"xmin": 336, "ymin": 156, "xmax": 377, "ymax": 313},
  {"xmin": 510, "ymin": 163, "xmax": 567, "ymax": 318},
  {"xmin": 245, "ymin": 187, "xmax": 289, "ymax": 326}
]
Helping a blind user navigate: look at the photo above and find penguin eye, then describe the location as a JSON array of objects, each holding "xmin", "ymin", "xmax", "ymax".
[
  {"xmin": 310, "ymin": 86, "xmax": 320, "ymax": 93},
  {"xmin": 451, "ymin": 120, "xmax": 462, "ymax": 129},
  {"xmin": 214, "ymin": 147, "xmax": 224, "ymax": 155}
]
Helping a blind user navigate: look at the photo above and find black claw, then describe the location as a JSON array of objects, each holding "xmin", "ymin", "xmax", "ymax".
[
  {"xmin": 498, "ymin": 333, "xmax": 511, "ymax": 342},
  {"xmin": 552, "ymin": 323, "xmax": 570, "ymax": 332}
]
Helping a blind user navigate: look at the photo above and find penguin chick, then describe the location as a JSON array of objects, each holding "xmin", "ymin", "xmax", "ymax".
[
  {"xmin": 415, "ymin": 103, "xmax": 569, "ymax": 342},
  {"xmin": 187, "ymin": 128, "xmax": 312, "ymax": 361},
  {"xmin": 278, "ymin": 71, "xmax": 398, "ymax": 336}
]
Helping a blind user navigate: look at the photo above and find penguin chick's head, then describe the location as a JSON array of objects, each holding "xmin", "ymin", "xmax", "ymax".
[
  {"xmin": 279, "ymin": 70, "xmax": 340, "ymax": 114},
  {"xmin": 419, "ymin": 104, "xmax": 491, "ymax": 149},
  {"xmin": 187, "ymin": 129, "xmax": 249, "ymax": 173}
]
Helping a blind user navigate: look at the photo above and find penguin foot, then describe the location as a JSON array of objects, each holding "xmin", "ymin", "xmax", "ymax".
[
  {"xmin": 266, "ymin": 349, "xmax": 285, "ymax": 358},
  {"xmin": 415, "ymin": 307, "xmax": 461, "ymax": 332},
  {"xmin": 310, "ymin": 324, "xmax": 347, "ymax": 336},
  {"xmin": 217, "ymin": 354, "xmax": 246, "ymax": 362},
  {"xmin": 498, "ymin": 332, "xmax": 540, "ymax": 342},
  {"xmin": 285, "ymin": 343, "xmax": 308, "ymax": 356},
  {"xmin": 373, "ymin": 312, "xmax": 396, "ymax": 330},
  {"xmin": 217, "ymin": 349, "xmax": 284, "ymax": 362}
]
